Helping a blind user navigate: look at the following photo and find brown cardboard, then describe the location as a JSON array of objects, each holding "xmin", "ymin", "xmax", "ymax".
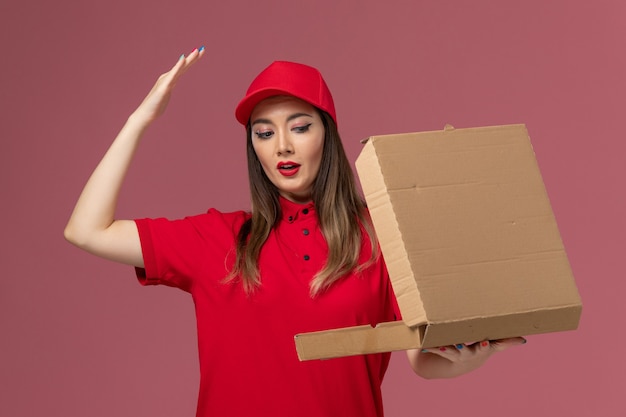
[{"xmin": 295, "ymin": 124, "xmax": 582, "ymax": 361}]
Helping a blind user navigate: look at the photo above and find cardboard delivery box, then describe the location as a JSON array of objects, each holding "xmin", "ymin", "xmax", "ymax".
[{"xmin": 295, "ymin": 124, "xmax": 582, "ymax": 361}]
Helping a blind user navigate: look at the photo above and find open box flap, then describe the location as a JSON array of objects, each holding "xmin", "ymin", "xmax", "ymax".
[
  {"xmin": 356, "ymin": 140, "xmax": 427, "ymax": 327},
  {"xmin": 294, "ymin": 321, "xmax": 424, "ymax": 361},
  {"xmin": 355, "ymin": 124, "xmax": 581, "ymax": 326},
  {"xmin": 295, "ymin": 302, "xmax": 581, "ymax": 360}
]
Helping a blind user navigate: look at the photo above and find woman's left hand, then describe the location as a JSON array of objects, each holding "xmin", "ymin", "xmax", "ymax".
[{"xmin": 408, "ymin": 337, "xmax": 527, "ymax": 379}]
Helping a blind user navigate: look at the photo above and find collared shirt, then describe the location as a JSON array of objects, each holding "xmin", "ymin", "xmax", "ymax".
[{"xmin": 135, "ymin": 197, "xmax": 398, "ymax": 417}]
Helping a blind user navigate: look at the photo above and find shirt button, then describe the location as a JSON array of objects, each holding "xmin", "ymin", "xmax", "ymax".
[
  {"xmin": 302, "ymin": 229, "xmax": 310, "ymax": 236},
  {"xmin": 288, "ymin": 216, "xmax": 293, "ymax": 222},
  {"xmin": 303, "ymin": 255, "xmax": 310, "ymax": 261},
  {"xmin": 302, "ymin": 208, "xmax": 309, "ymax": 215}
]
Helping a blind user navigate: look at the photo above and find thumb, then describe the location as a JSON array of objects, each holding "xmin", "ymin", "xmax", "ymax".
[{"xmin": 491, "ymin": 337, "xmax": 527, "ymax": 352}]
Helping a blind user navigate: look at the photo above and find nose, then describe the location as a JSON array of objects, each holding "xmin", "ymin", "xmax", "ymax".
[{"xmin": 276, "ymin": 130, "xmax": 294, "ymax": 156}]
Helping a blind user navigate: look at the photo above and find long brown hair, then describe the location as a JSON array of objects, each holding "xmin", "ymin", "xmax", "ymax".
[{"xmin": 227, "ymin": 110, "xmax": 378, "ymax": 296}]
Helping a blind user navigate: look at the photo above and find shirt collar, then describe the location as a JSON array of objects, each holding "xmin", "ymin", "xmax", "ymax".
[{"xmin": 279, "ymin": 196, "xmax": 315, "ymax": 223}]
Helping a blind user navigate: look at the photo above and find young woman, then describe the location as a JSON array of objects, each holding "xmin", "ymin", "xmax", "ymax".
[{"xmin": 64, "ymin": 47, "xmax": 525, "ymax": 417}]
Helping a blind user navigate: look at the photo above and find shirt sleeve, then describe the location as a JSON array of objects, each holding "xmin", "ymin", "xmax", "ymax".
[{"xmin": 134, "ymin": 209, "xmax": 248, "ymax": 292}]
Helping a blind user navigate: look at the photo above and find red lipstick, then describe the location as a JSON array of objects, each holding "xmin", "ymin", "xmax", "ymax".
[{"xmin": 277, "ymin": 161, "xmax": 301, "ymax": 177}]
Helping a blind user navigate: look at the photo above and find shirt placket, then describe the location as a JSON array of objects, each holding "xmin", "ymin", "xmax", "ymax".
[{"xmin": 284, "ymin": 206, "xmax": 321, "ymax": 280}]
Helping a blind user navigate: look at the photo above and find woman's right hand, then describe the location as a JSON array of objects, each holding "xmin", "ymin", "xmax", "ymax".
[
  {"xmin": 64, "ymin": 46, "xmax": 205, "ymax": 267},
  {"xmin": 132, "ymin": 46, "xmax": 205, "ymax": 124}
]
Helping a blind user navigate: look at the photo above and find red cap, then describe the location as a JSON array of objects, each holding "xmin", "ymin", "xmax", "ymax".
[{"xmin": 235, "ymin": 61, "xmax": 337, "ymax": 126}]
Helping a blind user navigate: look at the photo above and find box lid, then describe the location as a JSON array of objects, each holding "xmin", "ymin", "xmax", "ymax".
[{"xmin": 356, "ymin": 124, "xmax": 580, "ymax": 328}]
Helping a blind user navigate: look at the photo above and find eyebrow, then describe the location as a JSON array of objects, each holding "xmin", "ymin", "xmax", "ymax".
[{"xmin": 251, "ymin": 112, "xmax": 314, "ymax": 126}]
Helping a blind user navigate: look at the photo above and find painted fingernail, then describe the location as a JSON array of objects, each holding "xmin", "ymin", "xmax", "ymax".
[
  {"xmin": 455, "ymin": 344, "xmax": 464, "ymax": 349},
  {"xmin": 439, "ymin": 347, "xmax": 447, "ymax": 352},
  {"xmin": 198, "ymin": 45, "xmax": 205, "ymax": 52},
  {"xmin": 421, "ymin": 349, "xmax": 428, "ymax": 353},
  {"xmin": 521, "ymin": 338, "xmax": 528, "ymax": 344},
  {"xmin": 480, "ymin": 341, "xmax": 489, "ymax": 347},
  {"xmin": 179, "ymin": 54, "xmax": 185, "ymax": 60}
]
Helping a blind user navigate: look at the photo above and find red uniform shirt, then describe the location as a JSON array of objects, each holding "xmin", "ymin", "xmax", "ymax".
[{"xmin": 135, "ymin": 197, "xmax": 398, "ymax": 417}]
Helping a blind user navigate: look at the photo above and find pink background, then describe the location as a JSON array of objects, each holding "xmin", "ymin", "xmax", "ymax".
[{"xmin": 2, "ymin": 1, "xmax": 624, "ymax": 416}]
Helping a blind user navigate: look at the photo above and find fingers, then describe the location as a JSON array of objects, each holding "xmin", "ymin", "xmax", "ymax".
[
  {"xmin": 426, "ymin": 341, "xmax": 490, "ymax": 361},
  {"xmin": 184, "ymin": 46, "xmax": 206, "ymax": 69},
  {"xmin": 132, "ymin": 45, "xmax": 205, "ymax": 123},
  {"xmin": 157, "ymin": 46, "xmax": 205, "ymax": 90},
  {"xmin": 172, "ymin": 46, "xmax": 205, "ymax": 81},
  {"xmin": 421, "ymin": 337, "xmax": 527, "ymax": 360},
  {"xmin": 420, "ymin": 343, "xmax": 473, "ymax": 362}
]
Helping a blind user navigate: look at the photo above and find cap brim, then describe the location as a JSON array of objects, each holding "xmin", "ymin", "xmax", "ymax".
[{"xmin": 237, "ymin": 88, "xmax": 305, "ymax": 126}]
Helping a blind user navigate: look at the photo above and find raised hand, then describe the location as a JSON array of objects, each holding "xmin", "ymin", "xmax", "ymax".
[
  {"xmin": 133, "ymin": 46, "xmax": 206, "ymax": 124},
  {"xmin": 64, "ymin": 46, "xmax": 205, "ymax": 267}
]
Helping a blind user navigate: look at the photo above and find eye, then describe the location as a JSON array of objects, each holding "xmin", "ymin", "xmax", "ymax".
[
  {"xmin": 292, "ymin": 123, "xmax": 312, "ymax": 133},
  {"xmin": 254, "ymin": 130, "xmax": 274, "ymax": 139}
]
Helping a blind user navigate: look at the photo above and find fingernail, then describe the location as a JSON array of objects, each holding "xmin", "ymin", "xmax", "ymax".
[
  {"xmin": 439, "ymin": 347, "xmax": 446, "ymax": 352},
  {"xmin": 421, "ymin": 349, "xmax": 428, "ymax": 353},
  {"xmin": 521, "ymin": 338, "xmax": 528, "ymax": 344},
  {"xmin": 179, "ymin": 54, "xmax": 185, "ymax": 60},
  {"xmin": 455, "ymin": 344, "xmax": 464, "ymax": 349},
  {"xmin": 198, "ymin": 45, "xmax": 205, "ymax": 52},
  {"xmin": 480, "ymin": 341, "xmax": 489, "ymax": 347}
]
